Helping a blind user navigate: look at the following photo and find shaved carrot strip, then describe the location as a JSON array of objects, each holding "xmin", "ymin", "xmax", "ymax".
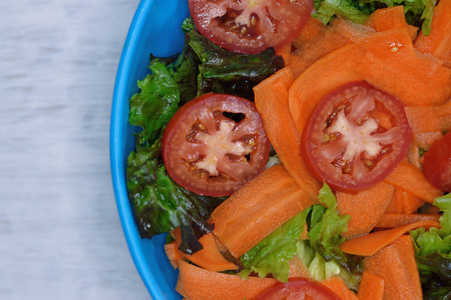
[
  {"xmin": 357, "ymin": 270, "xmax": 384, "ymax": 300},
  {"xmin": 175, "ymin": 260, "xmax": 278, "ymax": 300},
  {"xmin": 164, "ymin": 241, "xmax": 183, "ymax": 269},
  {"xmin": 320, "ymin": 277, "xmax": 358, "ymax": 300},
  {"xmin": 372, "ymin": 5, "xmax": 408, "ymax": 32},
  {"xmin": 210, "ymin": 164, "xmax": 319, "ymax": 258},
  {"xmin": 363, "ymin": 235, "xmax": 422, "ymax": 299},
  {"xmin": 383, "ymin": 160, "xmax": 444, "ymax": 203},
  {"xmin": 254, "ymin": 68, "xmax": 321, "ymax": 194},
  {"xmin": 289, "ymin": 17, "xmax": 350, "ymax": 78},
  {"xmin": 289, "ymin": 44, "xmax": 366, "ymax": 136},
  {"xmin": 398, "ymin": 188, "xmax": 426, "ymax": 214},
  {"xmin": 369, "ymin": 5, "xmax": 419, "ymax": 41},
  {"xmin": 171, "ymin": 228, "xmax": 238, "ymax": 272},
  {"xmin": 384, "ymin": 191, "xmax": 399, "ymax": 213},
  {"xmin": 340, "ymin": 220, "xmax": 440, "ymax": 256},
  {"xmin": 276, "ymin": 43, "xmax": 292, "ymax": 66},
  {"xmin": 337, "ymin": 182, "xmax": 395, "ymax": 238},
  {"xmin": 357, "ymin": 49, "xmax": 451, "ymax": 106},
  {"xmin": 414, "ymin": 0, "xmax": 451, "ymax": 67},
  {"xmin": 375, "ymin": 213, "xmax": 441, "ymax": 228}
]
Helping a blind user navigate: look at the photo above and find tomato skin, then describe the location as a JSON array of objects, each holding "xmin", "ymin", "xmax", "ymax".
[
  {"xmin": 255, "ymin": 278, "xmax": 342, "ymax": 300},
  {"xmin": 188, "ymin": 0, "xmax": 313, "ymax": 54},
  {"xmin": 302, "ymin": 81, "xmax": 412, "ymax": 191},
  {"xmin": 422, "ymin": 131, "xmax": 451, "ymax": 192},
  {"xmin": 162, "ymin": 93, "xmax": 270, "ymax": 197}
]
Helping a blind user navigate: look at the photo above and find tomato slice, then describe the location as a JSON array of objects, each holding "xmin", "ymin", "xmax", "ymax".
[
  {"xmin": 302, "ymin": 81, "xmax": 412, "ymax": 191},
  {"xmin": 422, "ymin": 131, "xmax": 451, "ymax": 192},
  {"xmin": 188, "ymin": 0, "xmax": 313, "ymax": 54},
  {"xmin": 255, "ymin": 278, "xmax": 342, "ymax": 300},
  {"xmin": 161, "ymin": 93, "xmax": 270, "ymax": 197}
]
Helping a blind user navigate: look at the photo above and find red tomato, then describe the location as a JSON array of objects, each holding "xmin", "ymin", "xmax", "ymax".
[
  {"xmin": 422, "ymin": 131, "xmax": 451, "ymax": 192},
  {"xmin": 255, "ymin": 278, "xmax": 342, "ymax": 300},
  {"xmin": 188, "ymin": 0, "xmax": 313, "ymax": 54},
  {"xmin": 161, "ymin": 93, "xmax": 270, "ymax": 197},
  {"xmin": 302, "ymin": 81, "xmax": 412, "ymax": 191}
]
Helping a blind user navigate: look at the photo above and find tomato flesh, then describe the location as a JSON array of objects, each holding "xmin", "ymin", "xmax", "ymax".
[
  {"xmin": 255, "ymin": 278, "xmax": 341, "ymax": 300},
  {"xmin": 422, "ymin": 131, "xmax": 451, "ymax": 192},
  {"xmin": 162, "ymin": 93, "xmax": 270, "ymax": 197},
  {"xmin": 189, "ymin": 0, "xmax": 313, "ymax": 54},
  {"xmin": 302, "ymin": 81, "xmax": 412, "ymax": 191}
]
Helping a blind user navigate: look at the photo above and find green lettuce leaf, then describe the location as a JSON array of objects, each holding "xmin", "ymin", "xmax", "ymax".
[
  {"xmin": 307, "ymin": 183, "xmax": 363, "ymax": 290},
  {"xmin": 411, "ymin": 193, "xmax": 451, "ymax": 294},
  {"xmin": 239, "ymin": 183, "xmax": 362, "ymax": 289},
  {"xmin": 129, "ymin": 60, "xmax": 180, "ymax": 146},
  {"xmin": 126, "ymin": 18, "xmax": 283, "ymax": 254},
  {"xmin": 313, "ymin": 0, "xmax": 437, "ymax": 35},
  {"xmin": 126, "ymin": 140, "xmax": 224, "ymax": 253},
  {"xmin": 239, "ymin": 208, "xmax": 311, "ymax": 282}
]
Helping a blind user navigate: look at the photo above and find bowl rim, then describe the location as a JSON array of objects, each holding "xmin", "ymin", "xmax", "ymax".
[{"xmin": 109, "ymin": 0, "xmax": 165, "ymax": 298}]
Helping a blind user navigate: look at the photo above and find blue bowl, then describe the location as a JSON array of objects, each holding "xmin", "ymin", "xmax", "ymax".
[{"xmin": 110, "ymin": 0, "xmax": 189, "ymax": 299}]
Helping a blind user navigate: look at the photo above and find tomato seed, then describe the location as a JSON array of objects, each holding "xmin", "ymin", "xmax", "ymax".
[
  {"xmin": 323, "ymin": 133, "xmax": 330, "ymax": 142},
  {"xmin": 198, "ymin": 123, "xmax": 206, "ymax": 130}
]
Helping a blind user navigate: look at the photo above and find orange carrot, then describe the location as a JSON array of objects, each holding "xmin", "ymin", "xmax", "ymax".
[
  {"xmin": 384, "ymin": 190, "xmax": 399, "ymax": 213},
  {"xmin": 356, "ymin": 45, "xmax": 451, "ymax": 106},
  {"xmin": 164, "ymin": 241, "xmax": 183, "ymax": 269},
  {"xmin": 275, "ymin": 43, "xmax": 292, "ymax": 67},
  {"xmin": 369, "ymin": 5, "xmax": 419, "ymax": 41},
  {"xmin": 329, "ymin": 18, "xmax": 451, "ymax": 105},
  {"xmin": 289, "ymin": 17, "xmax": 350, "ymax": 78},
  {"xmin": 336, "ymin": 182, "xmax": 395, "ymax": 238},
  {"xmin": 289, "ymin": 44, "xmax": 366, "ymax": 137},
  {"xmin": 357, "ymin": 270, "xmax": 384, "ymax": 300},
  {"xmin": 372, "ymin": 5, "xmax": 408, "ymax": 32},
  {"xmin": 175, "ymin": 260, "xmax": 278, "ymax": 300},
  {"xmin": 320, "ymin": 277, "xmax": 358, "ymax": 300},
  {"xmin": 375, "ymin": 213, "xmax": 441, "ymax": 228},
  {"xmin": 383, "ymin": 160, "xmax": 444, "ymax": 203},
  {"xmin": 405, "ymin": 105, "xmax": 442, "ymax": 133},
  {"xmin": 171, "ymin": 228, "xmax": 238, "ymax": 272},
  {"xmin": 414, "ymin": 0, "xmax": 451, "ymax": 67},
  {"xmin": 395, "ymin": 188, "xmax": 407, "ymax": 213},
  {"xmin": 397, "ymin": 188, "xmax": 426, "ymax": 214},
  {"xmin": 340, "ymin": 220, "xmax": 440, "ymax": 256},
  {"xmin": 254, "ymin": 68, "xmax": 321, "ymax": 194},
  {"xmin": 363, "ymin": 235, "xmax": 422, "ymax": 299},
  {"xmin": 210, "ymin": 164, "xmax": 319, "ymax": 258}
]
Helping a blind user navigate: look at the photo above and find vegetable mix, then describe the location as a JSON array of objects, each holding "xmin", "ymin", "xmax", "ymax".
[{"xmin": 126, "ymin": 0, "xmax": 451, "ymax": 298}]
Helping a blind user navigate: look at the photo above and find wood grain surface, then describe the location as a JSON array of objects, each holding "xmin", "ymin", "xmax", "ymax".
[{"xmin": 0, "ymin": 0, "xmax": 151, "ymax": 299}]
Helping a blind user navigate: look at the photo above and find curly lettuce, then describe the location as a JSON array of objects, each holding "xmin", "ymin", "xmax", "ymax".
[
  {"xmin": 313, "ymin": 0, "xmax": 437, "ymax": 35},
  {"xmin": 126, "ymin": 18, "xmax": 283, "ymax": 254},
  {"xmin": 411, "ymin": 193, "xmax": 451, "ymax": 297},
  {"xmin": 239, "ymin": 183, "xmax": 362, "ymax": 289}
]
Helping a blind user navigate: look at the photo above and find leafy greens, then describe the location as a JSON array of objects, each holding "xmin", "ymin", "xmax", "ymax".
[
  {"xmin": 126, "ymin": 18, "xmax": 283, "ymax": 254},
  {"xmin": 313, "ymin": 0, "xmax": 437, "ymax": 35},
  {"xmin": 411, "ymin": 193, "xmax": 451, "ymax": 298},
  {"xmin": 239, "ymin": 183, "xmax": 363, "ymax": 290}
]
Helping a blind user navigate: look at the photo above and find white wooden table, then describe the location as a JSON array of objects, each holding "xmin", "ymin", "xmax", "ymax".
[{"xmin": 0, "ymin": 1, "xmax": 151, "ymax": 298}]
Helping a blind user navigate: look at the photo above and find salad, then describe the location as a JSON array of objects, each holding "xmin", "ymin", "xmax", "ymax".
[{"xmin": 125, "ymin": 0, "xmax": 451, "ymax": 299}]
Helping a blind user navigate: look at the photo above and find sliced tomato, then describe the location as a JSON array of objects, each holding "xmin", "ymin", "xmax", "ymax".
[
  {"xmin": 422, "ymin": 131, "xmax": 451, "ymax": 192},
  {"xmin": 188, "ymin": 0, "xmax": 313, "ymax": 54},
  {"xmin": 255, "ymin": 278, "xmax": 342, "ymax": 300},
  {"xmin": 302, "ymin": 81, "xmax": 412, "ymax": 191},
  {"xmin": 161, "ymin": 93, "xmax": 270, "ymax": 197}
]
